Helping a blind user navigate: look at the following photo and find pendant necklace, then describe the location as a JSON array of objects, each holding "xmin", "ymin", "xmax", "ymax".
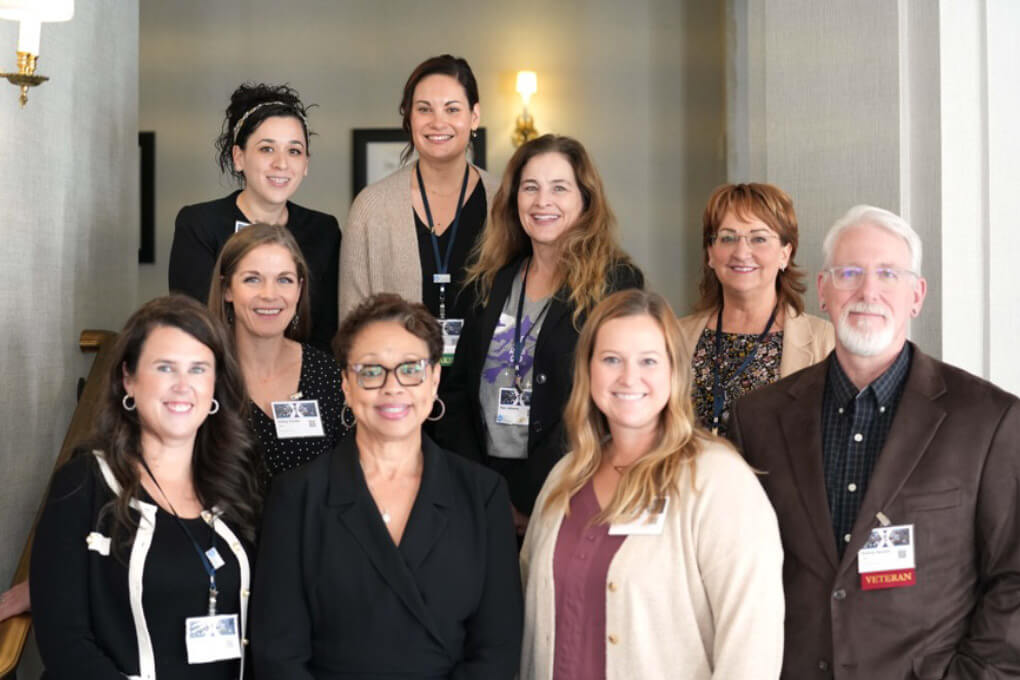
[{"xmin": 380, "ymin": 508, "xmax": 392, "ymax": 524}]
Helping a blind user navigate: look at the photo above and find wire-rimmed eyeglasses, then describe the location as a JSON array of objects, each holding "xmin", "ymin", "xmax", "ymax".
[
  {"xmin": 823, "ymin": 266, "xmax": 919, "ymax": 290},
  {"xmin": 711, "ymin": 229, "xmax": 781, "ymax": 251}
]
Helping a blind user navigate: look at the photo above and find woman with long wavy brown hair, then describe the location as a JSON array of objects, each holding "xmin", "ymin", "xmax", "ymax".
[
  {"xmin": 520, "ymin": 289, "xmax": 784, "ymax": 679},
  {"xmin": 30, "ymin": 296, "xmax": 260, "ymax": 680},
  {"xmin": 436, "ymin": 134, "xmax": 643, "ymax": 537}
]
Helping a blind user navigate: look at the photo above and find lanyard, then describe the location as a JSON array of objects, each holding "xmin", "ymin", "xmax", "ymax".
[
  {"xmin": 710, "ymin": 302, "xmax": 778, "ymax": 433},
  {"xmin": 510, "ymin": 258, "xmax": 551, "ymax": 391},
  {"xmin": 140, "ymin": 459, "xmax": 220, "ymax": 616},
  {"xmin": 416, "ymin": 161, "xmax": 470, "ymax": 319}
]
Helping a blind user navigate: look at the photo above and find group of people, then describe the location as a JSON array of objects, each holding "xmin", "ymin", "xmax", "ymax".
[{"xmin": 0, "ymin": 52, "xmax": 1016, "ymax": 680}]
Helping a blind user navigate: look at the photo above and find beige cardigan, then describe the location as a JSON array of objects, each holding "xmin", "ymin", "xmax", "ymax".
[
  {"xmin": 520, "ymin": 443, "xmax": 785, "ymax": 680},
  {"xmin": 677, "ymin": 305, "xmax": 834, "ymax": 378},
  {"xmin": 339, "ymin": 163, "xmax": 499, "ymax": 321}
]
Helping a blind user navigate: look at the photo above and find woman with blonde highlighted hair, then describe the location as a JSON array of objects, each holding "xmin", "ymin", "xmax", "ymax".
[
  {"xmin": 436, "ymin": 134, "xmax": 642, "ymax": 536},
  {"xmin": 520, "ymin": 289, "xmax": 784, "ymax": 679}
]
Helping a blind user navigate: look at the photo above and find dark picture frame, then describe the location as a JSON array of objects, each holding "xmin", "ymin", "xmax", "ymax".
[
  {"xmin": 138, "ymin": 131, "xmax": 156, "ymax": 264},
  {"xmin": 351, "ymin": 127, "xmax": 487, "ymax": 199}
]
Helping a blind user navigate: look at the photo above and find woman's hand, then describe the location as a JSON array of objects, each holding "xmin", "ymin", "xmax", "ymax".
[
  {"xmin": 511, "ymin": 504, "xmax": 530, "ymax": 536},
  {"xmin": 0, "ymin": 580, "xmax": 31, "ymax": 621}
]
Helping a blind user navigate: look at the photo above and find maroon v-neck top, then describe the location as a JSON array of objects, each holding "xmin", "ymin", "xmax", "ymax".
[{"xmin": 552, "ymin": 480, "xmax": 627, "ymax": 680}]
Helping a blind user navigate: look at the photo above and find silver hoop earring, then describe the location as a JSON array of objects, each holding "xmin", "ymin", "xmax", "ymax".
[
  {"xmin": 122, "ymin": 395, "xmax": 136, "ymax": 411},
  {"xmin": 341, "ymin": 405, "xmax": 357, "ymax": 430},
  {"xmin": 209, "ymin": 399, "xmax": 220, "ymax": 415},
  {"xmin": 427, "ymin": 397, "xmax": 446, "ymax": 422}
]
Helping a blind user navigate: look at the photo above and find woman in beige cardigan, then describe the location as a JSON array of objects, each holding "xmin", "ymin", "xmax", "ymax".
[
  {"xmin": 340, "ymin": 55, "xmax": 498, "ymax": 359},
  {"xmin": 678, "ymin": 183, "xmax": 833, "ymax": 435},
  {"xmin": 520, "ymin": 289, "xmax": 783, "ymax": 679}
]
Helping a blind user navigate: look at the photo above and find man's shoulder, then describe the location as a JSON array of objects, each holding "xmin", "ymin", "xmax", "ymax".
[{"xmin": 913, "ymin": 347, "xmax": 1018, "ymax": 413}]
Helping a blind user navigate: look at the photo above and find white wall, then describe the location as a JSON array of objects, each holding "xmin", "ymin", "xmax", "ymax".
[
  {"xmin": 137, "ymin": 0, "xmax": 726, "ymax": 312},
  {"xmin": 0, "ymin": 0, "xmax": 139, "ymax": 673}
]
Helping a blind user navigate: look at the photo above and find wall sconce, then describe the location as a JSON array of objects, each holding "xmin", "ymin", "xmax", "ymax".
[
  {"xmin": 0, "ymin": 0, "xmax": 74, "ymax": 107},
  {"xmin": 512, "ymin": 70, "xmax": 538, "ymax": 147}
]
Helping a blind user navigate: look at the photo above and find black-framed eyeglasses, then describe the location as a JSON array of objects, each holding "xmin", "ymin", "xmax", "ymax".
[{"xmin": 349, "ymin": 359, "xmax": 430, "ymax": 389}]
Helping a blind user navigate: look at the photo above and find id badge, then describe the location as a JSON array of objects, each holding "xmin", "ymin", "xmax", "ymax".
[
  {"xmin": 496, "ymin": 387, "xmax": 531, "ymax": 425},
  {"xmin": 609, "ymin": 497, "xmax": 670, "ymax": 535},
  {"xmin": 271, "ymin": 399, "xmax": 325, "ymax": 439},
  {"xmin": 233, "ymin": 220, "xmax": 250, "ymax": 233},
  {"xmin": 439, "ymin": 318, "xmax": 464, "ymax": 366},
  {"xmin": 433, "ymin": 273, "xmax": 452, "ymax": 284},
  {"xmin": 858, "ymin": 523, "xmax": 916, "ymax": 590},
  {"xmin": 185, "ymin": 613, "xmax": 241, "ymax": 664},
  {"xmin": 205, "ymin": 547, "xmax": 225, "ymax": 570}
]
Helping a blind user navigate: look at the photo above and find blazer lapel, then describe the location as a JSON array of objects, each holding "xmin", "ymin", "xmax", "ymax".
[
  {"xmin": 398, "ymin": 437, "xmax": 451, "ymax": 570},
  {"xmin": 778, "ymin": 363, "xmax": 840, "ymax": 572},
  {"xmin": 326, "ymin": 438, "xmax": 448, "ymax": 649},
  {"xmin": 779, "ymin": 306, "xmax": 815, "ymax": 377},
  {"xmin": 838, "ymin": 346, "xmax": 948, "ymax": 575}
]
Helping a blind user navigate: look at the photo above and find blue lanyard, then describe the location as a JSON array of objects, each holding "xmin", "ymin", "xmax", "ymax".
[
  {"xmin": 710, "ymin": 302, "xmax": 778, "ymax": 433},
  {"xmin": 510, "ymin": 258, "xmax": 551, "ymax": 391},
  {"xmin": 140, "ymin": 459, "xmax": 220, "ymax": 616},
  {"xmin": 416, "ymin": 161, "xmax": 470, "ymax": 319}
]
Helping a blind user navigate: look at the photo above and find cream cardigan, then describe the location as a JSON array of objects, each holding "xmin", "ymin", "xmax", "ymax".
[
  {"xmin": 677, "ymin": 305, "xmax": 834, "ymax": 378},
  {"xmin": 520, "ymin": 443, "xmax": 784, "ymax": 680},
  {"xmin": 339, "ymin": 163, "xmax": 499, "ymax": 321}
]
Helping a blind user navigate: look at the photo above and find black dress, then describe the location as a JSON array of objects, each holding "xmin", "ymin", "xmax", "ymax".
[
  {"xmin": 248, "ymin": 343, "xmax": 346, "ymax": 478},
  {"xmin": 169, "ymin": 191, "xmax": 340, "ymax": 352},
  {"xmin": 30, "ymin": 453, "xmax": 251, "ymax": 680}
]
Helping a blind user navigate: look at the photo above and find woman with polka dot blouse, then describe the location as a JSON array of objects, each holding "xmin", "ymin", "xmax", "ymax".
[{"xmin": 209, "ymin": 224, "xmax": 346, "ymax": 480}]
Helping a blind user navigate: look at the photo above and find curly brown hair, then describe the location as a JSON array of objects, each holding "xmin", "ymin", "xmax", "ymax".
[{"xmin": 333, "ymin": 293, "xmax": 442, "ymax": 369}]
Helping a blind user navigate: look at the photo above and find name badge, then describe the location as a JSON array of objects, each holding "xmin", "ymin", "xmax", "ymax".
[
  {"xmin": 609, "ymin": 497, "xmax": 670, "ymax": 535},
  {"xmin": 233, "ymin": 220, "xmax": 250, "ymax": 233},
  {"xmin": 271, "ymin": 399, "xmax": 325, "ymax": 439},
  {"xmin": 439, "ymin": 318, "xmax": 463, "ymax": 366},
  {"xmin": 433, "ymin": 273, "xmax": 452, "ymax": 284},
  {"xmin": 185, "ymin": 613, "xmax": 242, "ymax": 664},
  {"xmin": 496, "ymin": 387, "xmax": 531, "ymax": 426},
  {"xmin": 858, "ymin": 523, "xmax": 916, "ymax": 590}
]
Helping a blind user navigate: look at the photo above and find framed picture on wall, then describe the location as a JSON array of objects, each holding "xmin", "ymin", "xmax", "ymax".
[
  {"xmin": 138, "ymin": 131, "xmax": 156, "ymax": 264},
  {"xmin": 351, "ymin": 127, "xmax": 487, "ymax": 199}
]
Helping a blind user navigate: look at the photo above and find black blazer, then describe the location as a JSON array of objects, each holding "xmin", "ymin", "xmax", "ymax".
[
  {"xmin": 168, "ymin": 191, "xmax": 340, "ymax": 352},
  {"xmin": 435, "ymin": 257, "xmax": 643, "ymax": 514},
  {"xmin": 250, "ymin": 436, "xmax": 522, "ymax": 680}
]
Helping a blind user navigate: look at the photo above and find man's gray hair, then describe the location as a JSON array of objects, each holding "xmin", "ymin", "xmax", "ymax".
[{"xmin": 822, "ymin": 205, "xmax": 922, "ymax": 274}]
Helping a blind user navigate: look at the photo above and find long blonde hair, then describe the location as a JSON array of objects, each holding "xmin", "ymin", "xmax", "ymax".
[
  {"xmin": 465, "ymin": 134, "xmax": 633, "ymax": 327},
  {"xmin": 541, "ymin": 289, "xmax": 709, "ymax": 524}
]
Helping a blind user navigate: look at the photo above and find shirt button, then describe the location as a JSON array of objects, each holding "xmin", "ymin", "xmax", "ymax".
[
  {"xmin": 848, "ymin": 483, "xmax": 857, "ymax": 492},
  {"xmin": 608, "ymin": 634, "xmax": 619, "ymax": 645},
  {"xmin": 843, "ymin": 533, "xmax": 852, "ymax": 543},
  {"xmin": 832, "ymin": 589, "xmax": 847, "ymax": 600},
  {"xmin": 818, "ymin": 660, "xmax": 830, "ymax": 671},
  {"xmin": 607, "ymin": 582, "xmax": 618, "ymax": 592},
  {"xmin": 879, "ymin": 406, "xmax": 886, "ymax": 413},
  {"xmin": 242, "ymin": 588, "xmax": 250, "ymax": 598},
  {"xmin": 535, "ymin": 373, "xmax": 547, "ymax": 385},
  {"xmin": 853, "ymin": 433, "xmax": 863, "ymax": 442},
  {"xmin": 838, "ymin": 407, "xmax": 844, "ymax": 415}
]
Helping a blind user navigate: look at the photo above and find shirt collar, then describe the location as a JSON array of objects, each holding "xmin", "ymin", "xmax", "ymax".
[{"xmin": 827, "ymin": 342, "xmax": 913, "ymax": 408}]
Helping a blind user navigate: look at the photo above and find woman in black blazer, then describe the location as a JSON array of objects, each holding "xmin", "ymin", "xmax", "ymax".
[
  {"xmin": 169, "ymin": 83, "xmax": 340, "ymax": 351},
  {"xmin": 251, "ymin": 294, "xmax": 521, "ymax": 679},
  {"xmin": 436, "ymin": 135, "xmax": 643, "ymax": 535}
]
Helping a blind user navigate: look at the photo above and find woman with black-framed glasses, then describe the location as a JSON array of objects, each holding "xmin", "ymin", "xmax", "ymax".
[{"xmin": 251, "ymin": 293, "xmax": 522, "ymax": 679}]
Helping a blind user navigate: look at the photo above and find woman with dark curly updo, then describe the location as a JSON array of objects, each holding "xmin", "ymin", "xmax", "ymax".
[
  {"xmin": 30, "ymin": 295, "xmax": 261, "ymax": 679},
  {"xmin": 169, "ymin": 82, "xmax": 340, "ymax": 352}
]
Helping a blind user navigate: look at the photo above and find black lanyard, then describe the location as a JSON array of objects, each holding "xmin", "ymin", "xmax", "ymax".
[
  {"xmin": 416, "ymin": 161, "xmax": 470, "ymax": 319},
  {"xmin": 510, "ymin": 258, "xmax": 551, "ymax": 391},
  {"xmin": 710, "ymin": 302, "xmax": 778, "ymax": 433},
  {"xmin": 140, "ymin": 459, "xmax": 220, "ymax": 616}
]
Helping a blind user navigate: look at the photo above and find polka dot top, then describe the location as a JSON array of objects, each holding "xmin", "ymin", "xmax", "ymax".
[{"xmin": 248, "ymin": 343, "xmax": 347, "ymax": 478}]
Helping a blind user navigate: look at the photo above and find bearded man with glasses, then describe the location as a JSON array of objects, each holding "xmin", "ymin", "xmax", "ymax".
[{"xmin": 730, "ymin": 205, "xmax": 1020, "ymax": 679}]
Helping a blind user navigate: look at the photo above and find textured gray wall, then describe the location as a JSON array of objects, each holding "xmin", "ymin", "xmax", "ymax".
[
  {"xmin": 0, "ymin": 1, "xmax": 138, "ymax": 673},
  {"xmin": 136, "ymin": 0, "xmax": 727, "ymax": 312}
]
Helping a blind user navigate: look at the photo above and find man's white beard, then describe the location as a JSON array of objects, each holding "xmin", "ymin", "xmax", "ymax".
[{"xmin": 836, "ymin": 302, "xmax": 895, "ymax": 357}]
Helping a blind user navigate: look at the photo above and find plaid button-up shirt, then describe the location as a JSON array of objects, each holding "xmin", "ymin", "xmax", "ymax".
[{"xmin": 821, "ymin": 343, "xmax": 912, "ymax": 558}]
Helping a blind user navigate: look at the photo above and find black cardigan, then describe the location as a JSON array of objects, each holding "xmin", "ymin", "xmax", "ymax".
[
  {"xmin": 435, "ymin": 258, "xmax": 644, "ymax": 514},
  {"xmin": 250, "ymin": 435, "xmax": 522, "ymax": 679},
  {"xmin": 169, "ymin": 191, "xmax": 340, "ymax": 352}
]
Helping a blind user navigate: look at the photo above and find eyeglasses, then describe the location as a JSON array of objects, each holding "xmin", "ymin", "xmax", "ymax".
[
  {"xmin": 349, "ymin": 359, "xmax": 430, "ymax": 389},
  {"xmin": 711, "ymin": 230, "xmax": 781, "ymax": 251},
  {"xmin": 824, "ymin": 266, "xmax": 919, "ymax": 290}
]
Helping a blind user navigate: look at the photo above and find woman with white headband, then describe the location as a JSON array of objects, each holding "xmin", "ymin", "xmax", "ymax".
[{"xmin": 169, "ymin": 83, "xmax": 340, "ymax": 352}]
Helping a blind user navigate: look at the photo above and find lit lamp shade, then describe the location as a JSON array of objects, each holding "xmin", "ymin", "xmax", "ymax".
[
  {"xmin": 516, "ymin": 70, "xmax": 537, "ymax": 106},
  {"xmin": 0, "ymin": 0, "xmax": 74, "ymax": 54}
]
